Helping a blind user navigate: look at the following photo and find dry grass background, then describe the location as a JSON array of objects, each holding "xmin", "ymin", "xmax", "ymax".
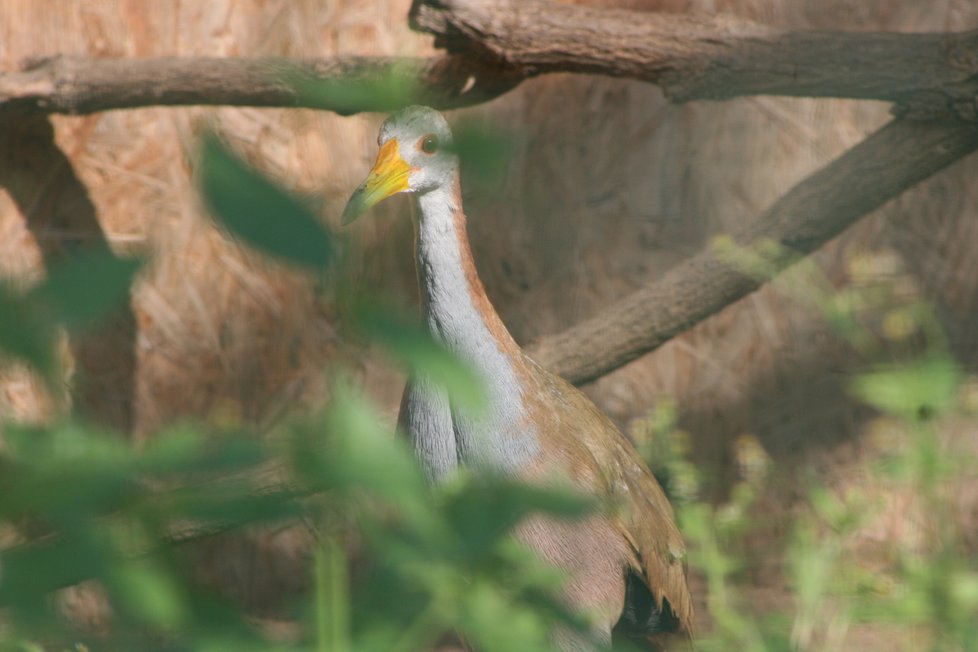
[{"xmin": 2, "ymin": 0, "xmax": 978, "ymax": 643}]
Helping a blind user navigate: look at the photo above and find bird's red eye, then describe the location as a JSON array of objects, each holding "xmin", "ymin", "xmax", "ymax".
[{"xmin": 419, "ymin": 134, "xmax": 438, "ymax": 154}]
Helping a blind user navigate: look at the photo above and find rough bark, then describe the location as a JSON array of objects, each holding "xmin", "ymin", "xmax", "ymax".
[
  {"xmin": 528, "ymin": 117, "xmax": 978, "ymax": 385},
  {"xmin": 3, "ymin": 3, "xmax": 978, "ymax": 120},
  {"xmin": 411, "ymin": 0, "xmax": 978, "ymax": 121},
  {"xmin": 0, "ymin": 54, "xmax": 523, "ymax": 115}
]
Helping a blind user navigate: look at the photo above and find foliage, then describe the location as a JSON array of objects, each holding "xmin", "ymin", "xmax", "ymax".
[
  {"xmin": 284, "ymin": 64, "xmax": 422, "ymax": 117},
  {"xmin": 629, "ymin": 239, "xmax": 978, "ymax": 651},
  {"xmin": 198, "ymin": 134, "xmax": 334, "ymax": 270},
  {"xmin": 1, "ymin": 119, "xmax": 976, "ymax": 652},
  {"xmin": 0, "ymin": 136, "xmax": 594, "ymax": 652},
  {"xmin": 0, "ymin": 392, "xmax": 594, "ymax": 651},
  {"xmin": 0, "ymin": 248, "xmax": 140, "ymax": 383}
]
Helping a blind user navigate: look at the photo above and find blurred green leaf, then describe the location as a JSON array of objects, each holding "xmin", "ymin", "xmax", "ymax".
[
  {"xmin": 0, "ymin": 424, "xmax": 138, "ymax": 523},
  {"xmin": 166, "ymin": 482, "xmax": 303, "ymax": 528},
  {"xmin": 453, "ymin": 120, "xmax": 515, "ymax": 196},
  {"xmin": 0, "ymin": 534, "xmax": 105, "ymax": 607},
  {"xmin": 146, "ymin": 434, "xmax": 266, "ymax": 479},
  {"xmin": 31, "ymin": 249, "xmax": 141, "ymax": 332},
  {"xmin": 323, "ymin": 384, "xmax": 430, "ymax": 508},
  {"xmin": 352, "ymin": 302, "xmax": 486, "ymax": 416},
  {"xmin": 948, "ymin": 570, "xmax": 978, "ymax": 628},
  {"xmin": 441, "ymin": 476, "xmax": 592, "ymax": 562},
  {"xmin": 458, "ymin": 580, "xmax": 554, "ymax": 652},
  {"xmin": 198, "ymin": 134, "xmax": 334, "ymax": 269},
  {"xmin": 0, "ymin": 282, "xmax": 55, "ymax": 376},
  {"xmin": 135, "ymin": 426, "xmax": 206, "ymax": 473},
  {"xmin": 109, "ymin": 559, "xmax": 187, "ymax": 629},
  {"xmin": 0, "ymin": 251, "xmax": 138, "ymax": 379},
  {"xmin": 286, "ymin": 64, "xmax": 421, "ymax": 116},
  {"xmin": 850, "ymin": 354, "xmax": 960, "ymax": 420}
]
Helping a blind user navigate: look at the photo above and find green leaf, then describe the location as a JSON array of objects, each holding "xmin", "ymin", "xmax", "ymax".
[
  {"xmin": 452, "ymin": 120, "xmax": 515, "ymax": 196},
  {"xmin": 441, "ymin": 476, "xmax": 592, "ymax": 561},
  {"xmin": 109, "ymin": 559, "xmax": 188, "ymax": 629},
  {"xmin": 352, "ymin": 302, "xmax": 486, "ymax": 416},
  {"xmin": 285, "ymin": 64, "xmax": 421, "ymax": 115},
  {"xmin": 0, "ymin": 535, "xmax": 105, "ymax": 607},
  {"xmin": 198, "ymin": 134, "xmax": 334, "ymax": 269},
  {"xmin": 135, "ymin": 426, "xmax": 205, "ymax": 473},
  {"xmin": 949, "ymin": 571, "xmax": 978, "ymax": 614},
  {"xmin": 457, "ymin": 580, "xmax": 555, "ymax": 652},
  {"xmin": 0, "ymin": 282, "xmax": 55, "ymax": 376},
  {"xmin": 0, "ymin": 424, "xmax": 138, "ymax": 523},
  {"xmin": 324, "ymin": 384, "xmax": 429, "ymax": 504},
  {"xmin": 850, "ymin": 355, "xmax": 960, "ymax": 420},
  {"xmin": 31, "ymin": 249, "xmax": 141, "ymax": 332},
  {"xmin": 0, "ymin": 251, "xmax": 138, "ymax": 378}
]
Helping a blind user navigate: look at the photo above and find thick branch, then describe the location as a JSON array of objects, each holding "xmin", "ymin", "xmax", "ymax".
[
  {"xmin": 0, "ymin": 54, "xmax": 523, "ymax": 115},
  {"xmin": 528, "ymin": 118, "xmax": 978, "ymax": 385},
  {"xmin": 4, "ymin": 5, "xmax": 978, "ymax": 119},
  {"xmin": 412, "ymin": 0, "xmax": 978, "ymax": 121}
]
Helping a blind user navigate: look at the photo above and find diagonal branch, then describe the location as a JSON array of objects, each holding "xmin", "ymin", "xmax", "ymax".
[
  {"xmin": 411, "ymin": 0, "xmax": 978, "ymax": 121},
  {"xmin": 527, "ymin": 118, "xmax": 978, "ymax": 385}
]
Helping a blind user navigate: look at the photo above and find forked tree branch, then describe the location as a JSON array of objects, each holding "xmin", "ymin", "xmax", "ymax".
[{"xmin": 528, "ymin": 117, "xmax": 978, "ymax": 384}]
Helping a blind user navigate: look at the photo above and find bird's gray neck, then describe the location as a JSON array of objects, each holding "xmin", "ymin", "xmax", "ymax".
[{"xmin": 403, "ymin": 180, "xmax": 539, "ymax": 480}]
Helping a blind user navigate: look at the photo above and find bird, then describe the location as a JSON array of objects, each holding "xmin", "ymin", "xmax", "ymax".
[{"xmin": 342, "ymin": 106, "xmax": 692, "ymax": 650}]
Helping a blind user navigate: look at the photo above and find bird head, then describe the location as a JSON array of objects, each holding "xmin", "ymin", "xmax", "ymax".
[{"xmin": 341, "ymin": 105, "xmax": 457, "ymax": 225}]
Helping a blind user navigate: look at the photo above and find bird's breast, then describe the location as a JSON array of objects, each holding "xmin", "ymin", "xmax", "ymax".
[{"xmin": 444, "ymin": 334, "xmax": 542, "ymax": 474}]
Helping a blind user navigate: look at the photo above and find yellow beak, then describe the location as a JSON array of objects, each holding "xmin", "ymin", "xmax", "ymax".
[{"xmin": 341, "ymin": 139, "xmax": 414, "ymax": 225}]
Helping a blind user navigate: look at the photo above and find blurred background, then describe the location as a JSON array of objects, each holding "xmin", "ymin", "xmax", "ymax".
[{"xmin": 2, "ymin": 0, "xmax": 978, "ymax": 648}]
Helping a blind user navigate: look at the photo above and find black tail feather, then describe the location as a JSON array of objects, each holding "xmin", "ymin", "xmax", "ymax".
[{"xmin": 613, "ymin": 568, "xmax": 683, "ymax": 649}]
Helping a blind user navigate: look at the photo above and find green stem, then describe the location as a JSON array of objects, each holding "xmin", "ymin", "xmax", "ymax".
[{"xmin": 315, "ymin": 536, "xmax": 350, "ymax": 652}]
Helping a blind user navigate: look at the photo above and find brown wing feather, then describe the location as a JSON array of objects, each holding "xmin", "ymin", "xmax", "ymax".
[{"xmin": 521, "ymin": 356, "xmax": 694, "ymax": 633}]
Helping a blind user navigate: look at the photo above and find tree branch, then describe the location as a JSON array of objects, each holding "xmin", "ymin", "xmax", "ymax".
[
  {"xmin": 4, "ymin": 4, "xmax": 978, "ymax": 390},
  {"xmin": 3, "ymin": 4, "xmax": 978, "ymax": 119},
  {"xmin": 0, "ymin": 54, "xmax": 523, "ymax": 115},
  {"xmin": 411, "ymin": 0, "xmax": 978, "ymax": 121},
  {"xmin": 527, "ymin": 118, "xmax": 978, "ymax": 385}
]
